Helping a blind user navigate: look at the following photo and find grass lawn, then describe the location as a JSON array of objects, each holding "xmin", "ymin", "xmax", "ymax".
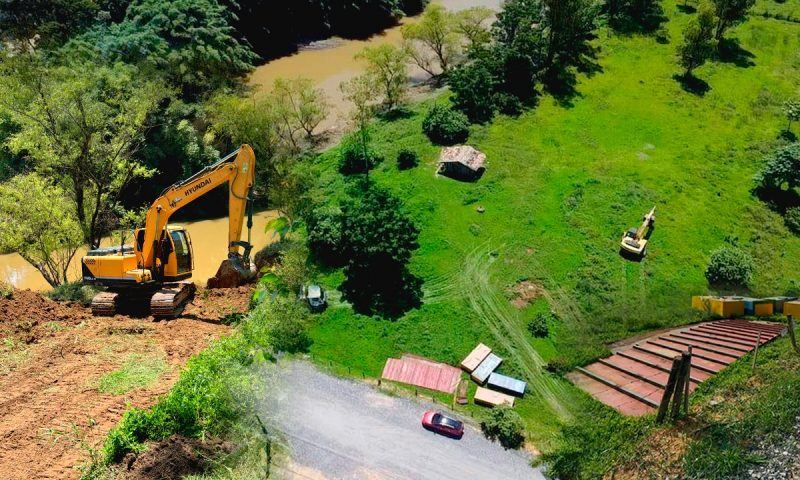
[{"xmin": 303, "ymin": 0, "xmax": 800, "ymax": 449}]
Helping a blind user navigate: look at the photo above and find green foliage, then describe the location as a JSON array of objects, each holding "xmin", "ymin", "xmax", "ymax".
[
  {"xmin": 0, "ymin": 59, "xmax": 167, "ymax": 248},
  {"xmin": 0, "ymin": 281, "xmax": 12, "ymax": 299},
  {"xmin": 97, "ymin": 354, "xmax": 168, "ymax": 395},
  {"xmin": 306, "ymin": 206, "xmax": 345, "ymax": 265},
  {"xmin": 47, "ymin": 282, "xmax": 96, "ymax": 305},
  {"xmin": 339, "ymin": 185, "xmax": 422, "ymax": 317},
  {"xmin": 449, "ymin": 61, "xmax": 499, "ymax": 123},
  {"xmin": 339, "ymin": 141, "xmax": 384, "ymax": 175},
  {"xmin": 540, "ymin": 0, "xmax": 599, "ymax": 66},
  {"xmin": 677, "ymin": 2, "xmax": 717, "ymax": 76},
  {"xmin": 527, "ymin": 312, "xmax": 550, "ymax": 338},
  {"xmin": 81, "ymin": 0, "xmax": 256, "ymax": 94},
  {"xmin": 422, "ymin": 104, "xmax": 470, "ymax": 145},
  {"xmin": 785, "ymin": 207, "xmax": 800, "ymax": 235},
  {"xmin": 274, "ymin": 242, "xmax": 312, "ymax": 294},
  {"xmin": 480, "ymin": 405, "xmax": 526, "ymax": 449},
  {"xmin": 0, "ymin": 0, "xmax": 98, "ymax": 46},
  {"xmin": 784, "ymin": 99, "xmax": 800, "ymax": 131},
  {"xmin": 607, "ymin": 0, "xmax": 666, "ymax": 32},
  {"xmin": 250, "ymin": 296, "xmax": 311, "ymax": 353},
  {"xmin": 0, "ymin": 174, "xmax": 84, "ymax": 287},
  {"xmin": 704, "ymin": 246, "xmax": 755, "ymax": 287},
  {"xmin": 541, "ymin": 401, "xmax": 653, "ymax": 479},
  {"xmin": 102, "ymin": 331, "xmax": 253, "ymax": 462},
  {"xmin": 356, "ymin": 44, "xmax": 410, "ymax": 109},
  {"xmin": 401, "ymin": 3, "xmax": 461, "ymax": 77},
  {"xmin": 397, "ymin": 149, "xmax": 420, "ymax": 170},
  {"xmin": 754, "ymin": 142, "xmax": 800, "ymax": 190},
  {"xmin": 711, "ymin": 0, "xmax": 756, "ymax": 40},
  {"xmin": 684, "ymin": 338, "xmax": 800, "ymax": 478},
  {"xmin": 340, "ymin": 74, "xmax": 381, "ymax": 161},
  {"xmin": 272, "ymin": 77, "xmax": 330, "ymax": 140}
]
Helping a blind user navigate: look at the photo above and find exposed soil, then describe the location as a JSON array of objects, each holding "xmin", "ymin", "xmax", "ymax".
[
  {"xmin": 0, "ymin": 287, "xmax": 250, "ymax": 480},
  {"xmin": 120, "ymin": 435, "xmax": 232, "ymax": 480},
  {"xmin": 507, "ymin": 280, "xmax": 546, "ymax": 309}
]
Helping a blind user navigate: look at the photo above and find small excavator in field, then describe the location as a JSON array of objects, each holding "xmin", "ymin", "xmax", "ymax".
[
  {"xmin": 620, "ymin": 206, "xmax": 656, "ymax": 258},
  {"xmin": 82, "ymin": 145, "xmax": 257, "ymax": 316}
]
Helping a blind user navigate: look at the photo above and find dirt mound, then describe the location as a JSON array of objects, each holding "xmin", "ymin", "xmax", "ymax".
[
  {"xmin": 121, "ymin": 436, "xmax": 232, "ymax": 480},
  {"xmin": 0, "ymin": 285, "xmax": 251, "ymax": 480},
  {"xmin": 207, "ymin": 258, "xmax": 256, "ymax": 289},
  {"xmin": 508, "ymin": 281, "xmax": 546, "ymax": 309},
  {"xmin": 0, "ymin": 289, "xmax": 91, "ymax": 344}
]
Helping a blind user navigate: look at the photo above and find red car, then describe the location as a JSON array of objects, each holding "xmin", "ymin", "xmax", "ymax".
[{"xmin": 421, "ymin": 410, "xmax": 464, "ymax": 439}]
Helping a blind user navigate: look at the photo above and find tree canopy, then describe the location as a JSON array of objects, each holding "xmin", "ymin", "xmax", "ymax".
[{"xmin": 0, "ymin": 58, "xmax": 168, "ymax": 247}]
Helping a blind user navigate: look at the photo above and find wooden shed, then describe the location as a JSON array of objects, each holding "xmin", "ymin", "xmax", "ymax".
[{"xmin": 437, "ymin": 146, "xmax": 486, "ymax": 181}]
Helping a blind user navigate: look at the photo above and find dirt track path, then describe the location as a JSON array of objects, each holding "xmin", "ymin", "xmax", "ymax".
[{"xmin": 0, "ymin": 288, "xmax": 247, "ymax": 480}]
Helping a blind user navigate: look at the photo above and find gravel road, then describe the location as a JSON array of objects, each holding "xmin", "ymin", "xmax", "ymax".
[{"xmin": 257, "ymin": 360, "xmax": 543, "ymax": 480}]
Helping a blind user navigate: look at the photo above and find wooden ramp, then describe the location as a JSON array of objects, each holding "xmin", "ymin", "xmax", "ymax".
[
  {"xmin": 381, "ymin": 354, "xmax": 462, "ymax": 394},
  {"xmin": 567, "ymin": 320, "xmax": 785, "ymax": 416}
]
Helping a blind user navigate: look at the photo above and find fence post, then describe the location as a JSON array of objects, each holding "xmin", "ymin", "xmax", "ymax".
[
  {"xmin": 671, "ymin": 352, "xmax": 691, "ymax": 421},
  {"xmin": 683, "ymin": 346, "xmax": 692, "ymax": 415},
  {"xmin": 657, "ymin": 356, "xmax": 682, "ymax": 424},
  {"xmin": 789, "ymin": 316, "xmax": 800, "ymax": 355},
  {"xmin": 752, "ymin": 331, "xmax": 762, "ymax": 373}
]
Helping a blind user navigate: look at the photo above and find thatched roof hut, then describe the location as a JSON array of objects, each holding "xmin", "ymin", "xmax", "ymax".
[{"xmin": 437, "ymin": 146, "xmax": 486, "ymax": 180}]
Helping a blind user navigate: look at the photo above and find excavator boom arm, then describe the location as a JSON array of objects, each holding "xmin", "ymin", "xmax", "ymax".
[{"xmin": 139, "ymin": 145, "xmax": 256, "ymax": 270}]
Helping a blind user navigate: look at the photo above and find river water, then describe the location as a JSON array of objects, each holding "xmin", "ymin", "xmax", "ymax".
[
  {"xmin": 0, "ymin": 0, "xmax": 502, "ymax": 291},
  {"xmin": 0, "ymin": 211, "xmax": 278, "ymax": 291},
  {"xmin": 248, "ymin": 0, "xmax": 502, "ymax": 131}
]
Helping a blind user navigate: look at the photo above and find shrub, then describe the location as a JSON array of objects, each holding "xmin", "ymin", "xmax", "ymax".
[
  {"xmin": 0, "ymin": 281, "xmax": 11, "ymax": 299},
  {"xmin": 705, "ymin": 246, "xmax": 755, "ymax": 287},
  {"xmin": 396, "ymin": 149, "xmax": 420, "ymax": 170},
  {"xmin": 250, "ymin": 296, "xmax": 311, "ymax": 353},
  {"xmin": 754, "ymin": 142, "xmax": 800, "ymax": 190},
  {"xmin": 422, "ymin": 104, "xmax": 469, "ymax": 145},
  {"xmin": 493, "ymin": 92, "xmax": 523, "ymax": 116},
  {"xmin": 449, "ymin": 61, "xmax": 499, "ymax": 123},
  {"xmin": 47, "ymin": 281, "xmax": 95, "ymax": 305},
  {"xmin": 339, "ymin": 141, "xmax": 383, "ymax": 175},
  {"xmin": 785, "ymin": 207, "xmax": 800, "ymax": 235},
  {"xmin": 306, "ymin": 206, "xmax": 344, "ymax": 266},
  {"xmin": 480, "ymin": 405, "xmax": 525, "ymax": 449},
  {"xmin": 527, "ymin": 312, "xmax": 550, "ymax": 338}
]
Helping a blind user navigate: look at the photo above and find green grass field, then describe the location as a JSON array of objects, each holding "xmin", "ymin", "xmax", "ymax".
[{"xmin": 303, "ymin": 0, "xmax": 800, "ymax": 447}]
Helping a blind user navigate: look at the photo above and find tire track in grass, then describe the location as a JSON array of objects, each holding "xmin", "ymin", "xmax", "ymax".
[{"xmin": 458, "ymin": 244, "xmax": 572, "ymax": 419}]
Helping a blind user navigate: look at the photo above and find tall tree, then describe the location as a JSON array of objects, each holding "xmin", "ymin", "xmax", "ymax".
[
  {"xmin": 677, "ymin": 3, "xmax": 716, "ymax": 77},
  {"xmin": 340, "ymin": 75, "xmax": 380, "ymax": 161},
  {"xmin": 541, "ymin": 0, "xmax": 598, "ymax": 67},
  {"xmin": 272, "ymin": 77, "xmax": 330, "ymax": 142},
  {"xmin": 0, "ymin": 59, "xmax": 168, "ymax": 248},
  {"xmin": 711, "ymin": 0, "xmax": 756, "ymax": 41},
  {"xmin": 355, "ymin": 44, "xmax": 410, "ymax": 110},
  {"xmin": 402, "ymin": 3, "xmax": 460, "ymax": 78},
  {"xmin": 0, "ymin": 174, "xmax": 83, "ymax": 287},
  {"xmin": 76, "ymin": 0, "xmax": 257, "ymax": 95},
  {"xmin": 0, "ymin": 0, "xmax": 98, "ymax": 49}
]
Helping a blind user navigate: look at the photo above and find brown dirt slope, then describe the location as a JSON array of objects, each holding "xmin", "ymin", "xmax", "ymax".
[{"xmin": 0, "ymin": 287, "xmax": 250, "ymax": 480}]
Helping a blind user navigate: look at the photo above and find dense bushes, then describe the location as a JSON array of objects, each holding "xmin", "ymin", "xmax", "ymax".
[
  {"xmin": 480, "ymin": 405, "xmax": 526, "ymax": 449},
  {"xmin": 397, "ymin": 149, "xmax": 420, "ymax": 170},
  {"xmin": 46, "ymin": 282, "xmax": 96, "ymax": 305},
  {"xmin": 704, "ymin": 246, "xmax": 755, "ymax": 287},
  {"xmin": 252, "ymin": 296, "xmax": 311, "ymax": 353},
  {"xmin": 422, "ymin": 104, "xmax": 470, "ymax": 145},
  {"xmin": 339, "ymin": 141, "xmax": 384, "ymax": 175},
  {"xmin": 527, "ymin": 312, "xmax": 550, "ymax": 338},
  {"xmin": 785, "ymin": 207, "xmax": 800, "ymax": 235},
  {"xmin": 754, "ymin": 142, "xmax": 800, "ymax": 191}
]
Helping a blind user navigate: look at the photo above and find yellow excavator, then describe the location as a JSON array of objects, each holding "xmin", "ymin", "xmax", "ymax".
[
  {"xmin": 620, "ymin": 206, "xmax": 656, "ymax": 257},
  {"xmin": 82, "ymin": 145, "xmax": 257, "ymax": 316}
]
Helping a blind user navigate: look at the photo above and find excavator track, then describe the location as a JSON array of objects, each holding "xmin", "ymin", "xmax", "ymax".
[
  {"xmin": 91, "ymin": 291, "xmax": 119, "ymax": 316},
  {"xmin": 150, "ymin": 282, "xmax": 197, "ymax": 317}
]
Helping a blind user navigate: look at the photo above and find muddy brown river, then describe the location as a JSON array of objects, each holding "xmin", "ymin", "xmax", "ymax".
[{"xmin": 0, "ymin": 211, "xmax": 278, "ymax": 291}]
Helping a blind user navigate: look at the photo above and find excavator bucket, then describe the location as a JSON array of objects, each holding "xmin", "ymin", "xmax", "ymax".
[{"xmin": 207, "ymin": 256, "xmax": 256, "ymax": 289}]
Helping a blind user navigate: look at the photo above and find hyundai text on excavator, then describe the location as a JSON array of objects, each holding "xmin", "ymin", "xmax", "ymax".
[
  {"xmin": 81, "ymin": 145, "xmax": 257, "ymax": 316},
  {"xmin": 620, "ymin": 206, "xmax": 656, "ymax": 258}
]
